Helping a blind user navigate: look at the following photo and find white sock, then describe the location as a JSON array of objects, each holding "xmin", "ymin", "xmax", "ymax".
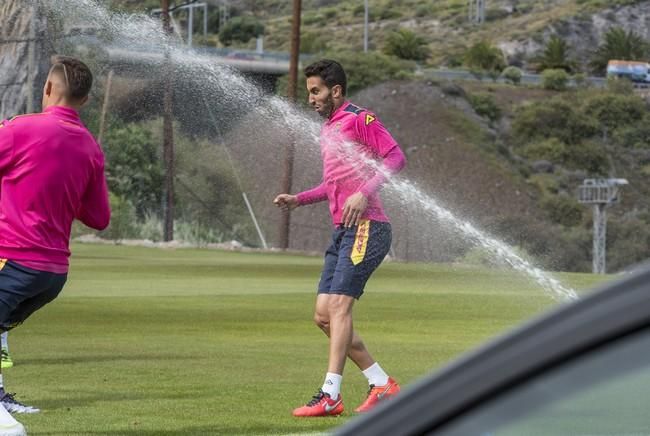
[
  {"xmin": 0, "ymin": 374, "xmax": 4, "ymax": 389},
  {"xmin": 321, "ymin": 372, "xmax": 342, "ymax": 399},
  {"xmin": 362, "ymin": 362, "xmax": 389, "ymax": 386},
  {"xmin": 1, "ymin": 332, "xmax": 7, "ymax": 350}
]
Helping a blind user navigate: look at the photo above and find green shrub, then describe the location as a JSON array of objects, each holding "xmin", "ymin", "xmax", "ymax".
[
  {"xmin": 469, "ymin": 93, "xmax": 502, "ymax": 122},
  {"xmin": 541, "ymin": 195, "xmax": 583, "ymax": 227},
  {"xmin": 520, "ymin": 138, "xmax": 567, "ymax": 162},
  {"xmin": 103, "ymin": 122, "xmax": 164, "ymax": 217},
  {"xmin": 611, "ymin": 117, "xmax": 650, "ymax": 149},
  {"xmin": 464, "ymin": 41, "xmax": 506, "ymax": 78},
  {"xmin": 572, "ymin": 73, "xmax": 589, "ymax": 88},
  {"xmin": 99, "ymin": 193, "xmax": 140, "ymax": 240},
  {"xmin": 541, "ymin": 68, "xmax": 569, "ymax": 91},
  {"xmin": 606, "ymin": 76, "xmax": 635, "ymax": 94},
  {"xmin": 502, "ymin": 66, "xmax": 523, "ymax": 84},
  {"xmin": 323, "ymin": 51, "xmax": 415, "ymax": 94},
  {"xmin": 512, "ymin": 97, "xmax": 598, "ymax": 144},
  {"xmin": 582, "ymin": 93, "xmax": 646, "ymax": 132},
  {"xmin": 218, "ymin": 16, "xmax": 264, "ymax": 46},
  {"xmin": 563, "ymin": 140, "xmax": 610, "ymax": 174},
  {"xmin": 607, "ymin": 217, "xmax": 650, "ymax": 272}
]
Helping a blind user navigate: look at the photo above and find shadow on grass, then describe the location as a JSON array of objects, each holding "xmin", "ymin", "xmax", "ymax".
[
  {"xmin": 35, "ymin": 424, "xmax": 331, "ymax": 435},
  {"xmin": 18, "ymin": 353, "xmax": 176, "ymax": 366}
]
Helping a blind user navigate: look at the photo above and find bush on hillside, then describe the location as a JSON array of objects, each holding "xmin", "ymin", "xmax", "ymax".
[
  {"xmin": 541, "ymin": 68, "xmax": 569, "ymax": 91},
  {"xmin": 520, "ymin": 138, "xmax": 567, "ymax": 163},
  {"xmin": 582, "ymin": 93, "xmax": 646, "ymax": 133},
  {"xmin": 607, "ymin": 217, "xmax": 650, "ymax": 272},
  {"xmin": 541, "ymin": 194, "xmax": 583, "ymax": 227},
  {"xmin": 218, "ymin": 16, "xmax": 264, "ymax": 46},
  {"xmin": 502, "ymin": 66, "xmax": 523, "ymax": 85},
  {"xmin": 324, "ymin": 51, "xmax": 414, "ymax": 95},
  {"xmin": 464, "ymin": 41, "xmax": 506, "ymax": 79},
  {"xmin": 563, "ymin": 139, "xmax": 610, "ymax": 174},
  {"xmin": 611, "ymin": 117, "xmax": 650, "ymax": 149},
  {"xmin": 469, "ymin": 92, "xmax": 502, "ymax": 122},
  {"xmin": 606, "ymin": 76, "xmax": 636, "ymax": 94},
  {"xmin": 512, "ymin": 97, "xmax": 598, "ymax": 145}
]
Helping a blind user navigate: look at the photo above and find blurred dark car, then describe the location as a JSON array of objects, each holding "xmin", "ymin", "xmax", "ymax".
[{"xmin": 336, "ymin": 263, "xmax": 650, "ymax": 436}]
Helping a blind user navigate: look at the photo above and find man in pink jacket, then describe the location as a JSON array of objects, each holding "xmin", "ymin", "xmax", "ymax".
[
  {"xmin": 0, "ymin": 55, "xmax": 110, "ymax": 435},
  {"xmin": 275, "ymin": 59, "xmax": 406, "ymax": 417}
]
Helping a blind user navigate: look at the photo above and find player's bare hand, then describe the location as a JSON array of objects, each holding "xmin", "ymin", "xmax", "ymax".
[
  {"xmin": 342, "ymin": 192, "xmax": 368, "ymax": 228},
  {"xmin": 274, "ymin": 194, "xmax": 299, "ymax": 212}
]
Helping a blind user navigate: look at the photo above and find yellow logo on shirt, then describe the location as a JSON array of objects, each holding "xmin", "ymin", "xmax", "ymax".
[
  {"xmin": 351, "ymin": 220, "xmax": 370, "ymax": 265},
  {"xmin": 0, "ymin": 259, "xmax": 6, "ymax": 271},
  {"xmin": 365, "ymin": 114, "xmax": 376, "ymax": 126}
]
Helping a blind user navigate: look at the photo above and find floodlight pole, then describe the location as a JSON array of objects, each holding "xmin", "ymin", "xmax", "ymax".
[
  {"xmin": 578, "ymin": 178, "xmax": 628, "ymax": 274},
  {"xmin": 161, "ymin": 0, "xmax": 175, "ymax": 241},
  {"xmin": 278, "ymin": 0, "xmax": 301, "ymax": 250},
  {"xmin": 592, "ymin": 203, "xmax": 607, "ymax": 274}
]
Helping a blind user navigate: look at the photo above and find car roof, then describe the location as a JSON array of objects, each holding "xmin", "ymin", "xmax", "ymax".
[{"xmin": 336, "ymin": 262, "xmax": 650, "ymax": 436}]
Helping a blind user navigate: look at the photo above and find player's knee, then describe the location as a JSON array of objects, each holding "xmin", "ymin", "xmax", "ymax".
[
  {"xmin": 314, "ymin": 313, "xmax": 330, "ymax": 331},
  {"xmin": 327, "ymin": 296, "xmax": 353, "ymax": 318}
]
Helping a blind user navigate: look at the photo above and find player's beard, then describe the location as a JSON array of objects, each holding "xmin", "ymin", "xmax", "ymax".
[{"xmin": 319, "ymin": 94, "xmax": 335, "ymax": 119}]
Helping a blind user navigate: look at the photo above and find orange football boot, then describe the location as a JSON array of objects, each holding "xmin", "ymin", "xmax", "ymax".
[
  {"xmin": 292, "ymin": 389, "xmax": 344, "ymax": 417},
  {"xmin": 354, "ymin": 377, "xmax": 400, "ymax": 413}
]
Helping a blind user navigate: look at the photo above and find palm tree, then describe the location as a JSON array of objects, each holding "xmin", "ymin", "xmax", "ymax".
[
  {"xmin": 383, "ymin": 28, "xmax": 429, "ymax": 61},
  {"xmin": 591, "ymin": 27, "xmax": 648, "ymax": 74},
  {"xmin": 538, "ymin": 35, "xmax": 574, "ymax": 72}
]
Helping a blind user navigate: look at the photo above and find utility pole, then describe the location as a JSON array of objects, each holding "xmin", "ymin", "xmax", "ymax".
[
  {"xmin": 161, "ymin": 0, "xmax": 175, "ymax": 241},
  {"xmin": 363, "ymin": 0, "xmax": 368, "ymax": 52},
  {"xmin": 278, "ymin": 0, "xmax": 301, "ymax": 249}
]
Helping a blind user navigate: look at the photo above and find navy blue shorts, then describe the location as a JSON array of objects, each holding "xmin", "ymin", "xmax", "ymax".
[
  {"xmin": 0, "ymin": 260, "xmax": 67, "ymax": 332},
  {"xmin": 318, "ymin": 220, "xmax": 392, "ymax": 299}
]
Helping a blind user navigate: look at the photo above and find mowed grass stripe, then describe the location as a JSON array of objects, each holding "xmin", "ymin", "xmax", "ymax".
[{"xmin": 7, "ymin": 243, "xmax": 607, "ymax": 435}]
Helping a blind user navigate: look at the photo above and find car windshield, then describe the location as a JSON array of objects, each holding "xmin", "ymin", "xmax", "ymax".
[{"xmin": 436, "ymin": 327, "xmax": 650, "ymax": 436}]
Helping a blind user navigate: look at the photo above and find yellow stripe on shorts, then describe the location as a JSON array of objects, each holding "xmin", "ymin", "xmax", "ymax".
[
  {"xmin": 351, "ymin": 219, "xmax": 370, "ymax": 266},
  {"xmin": 0, "ymin": 259, "xmax": 6, "ymax": 271}
]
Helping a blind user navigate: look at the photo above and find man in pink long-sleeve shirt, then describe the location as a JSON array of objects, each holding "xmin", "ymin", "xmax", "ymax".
[
  {"xmin": 0, "ymin": 55, "xmax": 109, "ymax": 433},
  {"xmin": 274, "ymin": 59, "xmax": 406, "ymax": 417}
]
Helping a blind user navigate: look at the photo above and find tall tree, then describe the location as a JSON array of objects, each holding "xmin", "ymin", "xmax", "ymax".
[
  {"xmin": 538, "ymin": 35, "xmax": 574, "ymax": 73},
  {"xmin": 591, "ymin": 27, "xmax": 648, "ymax": 74}
]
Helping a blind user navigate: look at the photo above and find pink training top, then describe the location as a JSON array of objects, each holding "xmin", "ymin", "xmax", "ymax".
[
  {"xmin": 296, "ymin": 102, "xmax": 406, "ymax": 225},
  {"xmin": 0, "ymin": 106, "xmax": 111, "ymax": 273}
]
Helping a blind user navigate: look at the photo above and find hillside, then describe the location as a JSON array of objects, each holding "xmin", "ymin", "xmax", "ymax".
[{"xmin": 112, "ymin": 0, "xmax": 649, "ymax": 69}]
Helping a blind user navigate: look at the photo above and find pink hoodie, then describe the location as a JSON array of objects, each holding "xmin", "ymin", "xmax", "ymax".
[
  {"xmin": 297, "ymin": 102, "xmax": 406, "ymax": 225},
  {"xmin": 0, "ymin": 106, "xmax": 110, "ymax": 272}
]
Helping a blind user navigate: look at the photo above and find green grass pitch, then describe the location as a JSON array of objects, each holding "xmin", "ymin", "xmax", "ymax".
[{"xmin": 7, "ymin": 243, "xmax": 607, "ymax": 435}]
